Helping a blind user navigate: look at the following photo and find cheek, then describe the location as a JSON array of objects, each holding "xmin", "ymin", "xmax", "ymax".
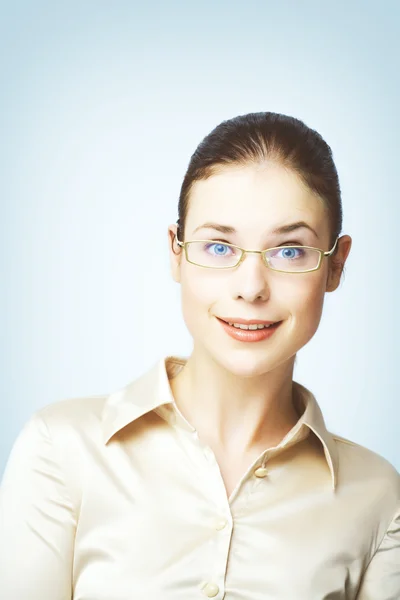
[
  {"xmin": 287, "ymin": 276, "xmax": 326, "ymax": 335},
  {"xmin": 179, "ymin": 270, "xmax": 218, "ymax": 331}
]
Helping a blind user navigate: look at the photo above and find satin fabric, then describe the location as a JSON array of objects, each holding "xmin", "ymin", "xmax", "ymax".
[{"xmin": 1, "ymin": 355, "xmax": 399, "ymax": 600}]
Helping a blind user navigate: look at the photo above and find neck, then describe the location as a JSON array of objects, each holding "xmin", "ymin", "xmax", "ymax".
[{"xmin": 169, "ymin": 348, "xmax": 301, "ymax": 456}]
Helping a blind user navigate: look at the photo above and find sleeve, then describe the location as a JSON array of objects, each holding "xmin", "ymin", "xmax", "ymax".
[
  {"xmin": 356, "ymin": 506, "xmax": 400, "ymax": 599},
  {"xmin": 0, "ymin": 413, "xmax": 76, "ymax": 600}
]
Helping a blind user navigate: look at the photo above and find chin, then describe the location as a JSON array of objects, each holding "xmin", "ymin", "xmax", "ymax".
[{"xmin": 209, "ymin": 348, "xmax": 287, "ymax": 379}]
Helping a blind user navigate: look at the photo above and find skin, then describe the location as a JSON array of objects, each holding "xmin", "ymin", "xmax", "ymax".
[{"xmin": 168, "ymin": 161, "xmax": 352, "ymax": 463}]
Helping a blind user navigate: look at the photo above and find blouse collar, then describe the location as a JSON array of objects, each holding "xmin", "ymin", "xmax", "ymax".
[{"xmin": 102, "ymin": 355, "xmax": 338, "ymax": 490}]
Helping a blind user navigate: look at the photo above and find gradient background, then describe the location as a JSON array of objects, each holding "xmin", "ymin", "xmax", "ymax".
[{"xmin": 1, "ymin": 0, "xmax": 399, "ymax": 477}]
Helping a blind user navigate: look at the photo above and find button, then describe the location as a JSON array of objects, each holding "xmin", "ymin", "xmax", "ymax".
[
  {"xmin": 203, "ymin": 582, "xmax": 219, "ymax": 597},
  {"xmin": 254, "ymin": 466, "xmax": 268, "ymax": 478},
  {"xmin": 215, "ymin": 518, "xmax": 227, "ymax": 531}
]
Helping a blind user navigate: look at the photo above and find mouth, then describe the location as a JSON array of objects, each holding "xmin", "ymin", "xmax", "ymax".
[
  {"xmin": 216, "ymin": 317, "xmax": 283, "ymax": 342},
  {"xmin": 217, "ymin": 317, "xmax": 282, "ymax": 330}
]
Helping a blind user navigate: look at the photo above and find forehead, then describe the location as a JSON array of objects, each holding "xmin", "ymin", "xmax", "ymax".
[{"xmin": 186, "ymin": 163, "xmax": 327, "ymax": 233}]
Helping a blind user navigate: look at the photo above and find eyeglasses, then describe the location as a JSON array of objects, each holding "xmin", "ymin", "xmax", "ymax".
[{"xmin": 175, "ymin": 236, "xmax": 339, "ymax": 273}]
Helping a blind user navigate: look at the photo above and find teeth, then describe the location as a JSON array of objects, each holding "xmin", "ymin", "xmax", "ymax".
[{"xmin": 228, "ymin": 323, "xmax": 273, "ymax": 330}]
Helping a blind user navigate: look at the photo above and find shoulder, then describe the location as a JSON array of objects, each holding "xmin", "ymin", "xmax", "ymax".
[
  {"xmin": 6, "ymin": 394, "xmax": 109, "ymax": 471},
  {"xmin": 6, "ymin": 394, "xmax": 108, "ymax": 454},
  {"xmin": 36, "ymin": 393, "xmax": 108, "ymax": 432},
  {"xmin": 25, "ymin": 394, "xmax": 111, "ymax": 461},
  {"xmin": 331, "ymin": 431, "xmax": 400, "ymax": 509},
  {"xmin": 332, "ymin": 432, "xmax": 399, "ymax": 477},
  {"xmin": 2, "ymin": 395, "xmax": 109, "ymax": 508}
]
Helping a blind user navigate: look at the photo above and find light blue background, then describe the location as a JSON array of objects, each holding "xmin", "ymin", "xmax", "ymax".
[{"xmin": 1, "ymin": 0, "xmax": 399, "ymax": 476}]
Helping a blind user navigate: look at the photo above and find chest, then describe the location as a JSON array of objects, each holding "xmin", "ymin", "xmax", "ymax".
[{"xmin": 71, "ymin": 436, "xmax": 373, "ymax": 600}]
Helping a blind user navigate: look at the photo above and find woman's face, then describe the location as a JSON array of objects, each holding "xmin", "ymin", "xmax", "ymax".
[{"xmin": 169, "ymin": 162, "xmax": 351, "ymax": 377}]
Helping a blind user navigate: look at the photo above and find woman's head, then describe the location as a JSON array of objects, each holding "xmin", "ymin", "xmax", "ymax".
[{"xmin": 168, "ymin": 112, "xmax": 352, "ymax": 377}]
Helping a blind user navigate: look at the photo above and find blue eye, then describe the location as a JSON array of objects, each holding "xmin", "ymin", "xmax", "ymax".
[
  {"xmin": 275, "ymin": 247, "xmax": 305, "ymax": 259},
  {"xmin": 204, "ymin": 243, "xmax": 233, "ymax": 256}
]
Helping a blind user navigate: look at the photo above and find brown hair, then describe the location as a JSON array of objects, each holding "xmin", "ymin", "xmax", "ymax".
[{"xmin": 176, "ymin": 112, "xmax": 342, "ymax": 252}]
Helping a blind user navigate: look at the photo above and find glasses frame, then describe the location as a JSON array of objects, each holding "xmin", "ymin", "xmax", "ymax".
[{"xmin": 175, "ymin": 236, "xmax": 340, "ymax": 274}]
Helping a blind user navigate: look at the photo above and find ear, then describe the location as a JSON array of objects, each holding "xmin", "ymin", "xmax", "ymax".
[
  {"xmin": 168, "ymin": 224, "xmax": 182, "ymax": 283},
  {"xmin": 326, "ymin": 235, "xmax": 352, "ymax": 292}
]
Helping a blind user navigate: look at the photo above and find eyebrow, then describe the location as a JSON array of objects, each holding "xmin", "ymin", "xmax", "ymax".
[{"xmin": 193, "ymin": 221, "xmax": 319, "ymax": 239}]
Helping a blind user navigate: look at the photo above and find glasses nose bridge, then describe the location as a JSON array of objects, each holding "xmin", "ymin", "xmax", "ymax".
[{"xmin": 239, "ymin": 248, "xmax": 267, "ymax": 266}]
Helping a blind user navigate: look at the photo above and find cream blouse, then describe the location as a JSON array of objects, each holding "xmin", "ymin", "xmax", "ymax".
[{"xmin": 1, "ymin": 355, "xmax": 399, "ymax": 599}]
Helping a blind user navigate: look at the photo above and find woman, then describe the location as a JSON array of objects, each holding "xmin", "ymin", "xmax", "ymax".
[{"xmin": 1, "ymin": 112, "xmax": 399, "ymax": 599}]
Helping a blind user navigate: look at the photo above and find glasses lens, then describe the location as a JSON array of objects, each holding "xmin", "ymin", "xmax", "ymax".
[
  {"xmin": 187, "ymin": 241, "xmax": 241, "ymax": 268},
  {"xmin": 265, "ymin": 247, "xmax": 320, "ymax": 272}
]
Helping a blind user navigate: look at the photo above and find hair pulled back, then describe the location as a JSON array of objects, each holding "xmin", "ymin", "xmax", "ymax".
[{"xmin": 177, "ymin": 112, "xmax": 342, "ymax": 252}]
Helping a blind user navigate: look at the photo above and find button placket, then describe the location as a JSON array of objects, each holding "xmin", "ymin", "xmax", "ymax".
[
  {"xmin": 201, "ymin": 512, "xmax": 232, "ymax": 599},
  {"xmin": 231, "ymin": 456, "xmax": 270, "ymax": 517}
]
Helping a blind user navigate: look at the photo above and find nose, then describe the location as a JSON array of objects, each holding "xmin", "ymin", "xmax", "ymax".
[{"xmin": 232, "ymin": 251, "xmax": 271, "ymax": 302}]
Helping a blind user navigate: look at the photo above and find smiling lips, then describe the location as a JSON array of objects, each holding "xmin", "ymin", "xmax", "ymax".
[
  {"xmin": 217, "ymin": 317, "xmax": 282, "ymax": 342},
  {"xmin": 219, "ymin": 317, "xmax": 279, "ymax": 325}
]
